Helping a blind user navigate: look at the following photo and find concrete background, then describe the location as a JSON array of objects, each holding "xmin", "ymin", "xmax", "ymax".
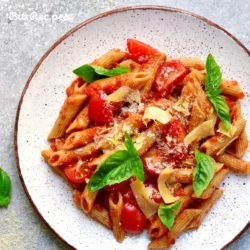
[{"xmin": 0, "ymin": 0, "xmax": 249, "ymax": 249}]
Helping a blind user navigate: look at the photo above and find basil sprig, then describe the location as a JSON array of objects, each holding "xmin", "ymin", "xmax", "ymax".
[
  {"xmin": 205, "ymin": 54, "xmax": 231, "ymax": 130},
  {"xmin": 87, "ymin": 132, "xmax": 144, "ymax": 192},
  {"xmin": 193, "ymin": 150, "xmax": 216, "ymax": 197},
  {"xmin": 0, "ymin": 168, "xmax": 12, "ymax": 207},
  {"xmin": 158, "ymin": 201, "xmax": 181, "ymax": 230},
  {"xmin": 73, "ymin": 64, "xmax": 130, "ymax": 83}
]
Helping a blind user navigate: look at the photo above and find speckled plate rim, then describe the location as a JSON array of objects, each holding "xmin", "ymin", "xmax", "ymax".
[{"xmin": 14, "ymin": 5, "xmax": 250, "ymax": 250}]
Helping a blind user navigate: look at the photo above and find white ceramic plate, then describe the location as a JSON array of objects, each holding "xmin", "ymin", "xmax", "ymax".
[{"xmin": 15, "ymin": 6, "xmax": 250, "ymax": 250}]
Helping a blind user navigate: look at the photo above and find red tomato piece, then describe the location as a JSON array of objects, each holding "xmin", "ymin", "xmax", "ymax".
[
  {"xmin": 121, "ymin": 203, "xmax": 147, "ymax": 234},
  {"xmin": 127, "ymin": 39, "xmax": 159, "ymax": 63},
  {"xmin": 104, "ymin": 180, "xmax": 128, "ymax": 192},
  {"xmin": 88, "ymin": 93, "xmax": 115, "ymax": 124},
  {"xmin": 121, "ymin": 186, "xmax": 138, "ymax": 208},
  {"xmin": 64, "ymin": 162, "xmax": 94, "ymax": 184},
  {"xmin": 143, "ymin": 155, "xmax": 169, "ymax": 176},
  {"xmin": 154, "ymin": 61, "xmax": 188, "ymax": 97}
]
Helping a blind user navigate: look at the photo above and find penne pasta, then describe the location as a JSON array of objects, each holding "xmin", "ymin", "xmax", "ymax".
[
  {"xmin": 66, "ymin": 78, "xmax": 87, "ymax": 96},
  {"xmin": 200, "ymin": 119, "xmax": 246, "ymax": 155},
  {"xmin": 109, "ymin": 192, "xmax": 126, "ymax": 242},
  {"xmin": 190, "ymin": 68, "xmax": 206, "ymax": 85},
  {"xmin": 141, "ymin": 53, "xmax": 166, "ymax": 95},
  {"xmin": 48, "ymin": 94, "xmax": 87, "ymax": 139},
  {"xmin": 89, "ymin": 204, "xmax": 112, "ymax": 229},
  {"xmin": 219, "ymin": 80, "xmax": 245, "ymax": 99},
  {"xmin": 119, "ymin": 59, "xmax": 141, "ymax": 72},
  {"xmin": 234, "ymin": 101, "xmax": 248, "ymax": 157},
  {"xmin": 167, "ymin": 57, "xmax": 205, "ymax": 70},
  {"xmin": 148, "ymin": 209, "xmax": 201, "ymax": 249},
  {"xmin": 41, "ymin": 149, "xmax": 54, "ymax": 161},
  {"xmin": 216, "ymin": 153, "xmax": 250, "ymax": 174},
  {"xmin": 186, "ymin": 189, "xmax": 223, "ymax": 230},
  {"xmin": 66, "ymin": 105, "xmax": 90, "ymax": 134},
  {"xmin": 80, "ymin": 185, "xmax": 98, "ymax": 213},
  {"xmin": 64, "ymin": 126, "xmax": 104, "ymax": 150},
  {"xmin": 92, "ymin": 49, "xmax": 127, "ymax": 68}
]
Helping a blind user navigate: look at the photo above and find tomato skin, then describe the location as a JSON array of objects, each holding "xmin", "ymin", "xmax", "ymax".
[
  {"xmin": 154, "ymin": 61, "xmax": 188, "ymax": 97},
  {"xmin": 121, "ymin": 186, "xmax": 139, "ymax": 208},
  {"xmin": 144, "ymin": 183, "xmax": 162, "ymax": 203},
  {"xmin": 121, "ymin": 203, "xmax": 147, "ymax": 234},
  {"xmin": 127, "ymin": 39, "xmax": 159, "ymax": 63},
  {"xmin": 88, "ymin": 93, "xmax": 115, "ymax": 124},
  {"xmin": 104, "ymin": 181, "xmax": 128, "ymax": 192},
  {"xmin": 64, "ymin": 162, "xmax": 94, "ymax": 184}
]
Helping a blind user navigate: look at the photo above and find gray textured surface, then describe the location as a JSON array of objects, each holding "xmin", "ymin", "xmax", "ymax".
[{"xmin": 0, "ymin": 0, "xmax": 249, "ymax": 249}]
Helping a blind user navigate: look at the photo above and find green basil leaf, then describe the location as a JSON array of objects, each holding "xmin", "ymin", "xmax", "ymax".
[
  {"xmin": 92, "ymin": 65, "xmax": 130, "ymax": 77},
  {"xmin": 193, "ymin": 150, "xmax": 216, "ymax": 197},
  {"xmin": 87, "ymin": 133, "xmax": 144, "ymax": 192},
  {"xmin": 73, "ymin": 64, "xmax": 130, "ymax": 83},
  {"xmin": 158, "ymin": 201, "xmax": 182, "ymax": 230},
  {"xmin": 0, "ymin": 168, "xmax": 12, "ymax": 208},
  {"xmin": 209, "ymin": 95, "xmax": 231, "ymax": 130},
  {"xmin": 205, "ymin": 54, "xmax": 222, "ymax": 92},
  {"xmin": 205, "ymin": 54, "xmax": 231, "ymax": 130},
  {"xmin": 124, "ymin": 132, "xmax": 144, "ymax": 182}
]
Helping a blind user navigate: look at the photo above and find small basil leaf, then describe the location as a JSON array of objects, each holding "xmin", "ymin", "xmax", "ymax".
[
  {"xmin": 73, "ymin": 64, "xmax": 101, "ymax": 83},
  {"xmin": 205, "ymin": 54, "xmax": 222, "ymax": 92},
  {"xmin": 124, "ymin": 132, "xmax": 144, "ymax": 182},
  {"xmin": 91, "ymin": 65, "xmax": 130, "ymax": 77},
  {"xmin": 205, "ymin": 54, "xmax": 231, "ymax": 129},
  {"xmin": 193, "ymin": 150, "xmax": 216, "ymax": 197},
  {"xmin": 209, "ymin": 95, "xmax": 231, "ymax": 130},
  {"xmin": 158, "ymin": 201, "xmax": 182, "ymax": 230},
  {"xmin": 73, "ymin": 64, "xmax": 130, "ymax": 83},
  {"xmin": 0, "ymin": 168, "xmax": 12, "ymax": 208}
]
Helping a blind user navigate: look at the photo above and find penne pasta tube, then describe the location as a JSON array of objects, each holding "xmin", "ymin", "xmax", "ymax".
[
  {"xmin": 200, "ymin": 119, "xmax": 246, "ymax": 155},
  {"xmin": 92, "ymin": 49, "xmax": 127, "ymax": 68},
  {"xmin": 148, "ymin": 184, "xmax": 194, "ymax": 239},
  {"xmin": 186, "ymin": 189, "xmax": 223, "ymax": 230},
  {"xmin": 72, "ymin": 189, "xmax": 112, "ymax": 229},
  {"xmin": 191, "ymin": 73, "xmax": 213, "ymax": 116},
  {"xmin": 89, "ymin": 204, "xmax": 112, "ymax": 229},
  {"xmin": 190, "ymin": 68, "xmax": 206, "ymax": 85},
  {"xmin": 41, "ymin": 149, "xmax": 54, "ymax": 161},
  {"xmin": 219, "ymin": 80, "xmax": 245, "ymax": 99},
  {"xmin": 119, "ymin": 59, "xmax": 141, "ymax": 72},
  {"xmin": 234, "ymin": 101, "xmax": 248, "ymax": 157},
  {"xmin": 66, "ymin": 105, "xmax": 90, "ymax": 134},
  {"xmin": 193, "ymin": 168, "xmax": 229, "ymax": 199},
  {"xmin": 80, "ymin": 186, "xmax": 98, "ymax": 213},
  {"xmin": 66, "ymin": 78, "xmax": 87, "ymax": 96},
  {"xmin": 167, "ymin": 57, "xmax": 205, "ymax": 70},
  {"xmin": 141, "ymin": 53, "xmax": 166, "ymax": 95},
  {"xmin": 148, "ymin": 209, "xmax": 201, "ymax": 249},
  {"xmin": 48, "ymin": 94, "xmax": 87, "ymax": 139},
  {"xmin": 216, "ymin": 153, "xmax": 250, "ymax": 174},
  {"xmin": 109, "ymin": 192, "xmax": 126, "ymax": 243},
  {"xmin": 148, "ymin": 215, "xmax": 168, "ymax": 239},
  {"xmin": 64, "ymin": 126, "xmax": 105, "ymax": 150}
]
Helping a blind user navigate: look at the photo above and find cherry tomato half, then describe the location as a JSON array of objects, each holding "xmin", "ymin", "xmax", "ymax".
[
  {"xmin": 64, "ymin": 162, "xmax": 94, "ymax": 184},
  {"xmin": 154, "ymin": 60, "xmax": 188, "ymax": 97},
  {"xmin": 121, "ymin": 186, "xmax": 138, "ymax": 208},
  {"xmin": 127, "ymin": 39, "xmax": 159, "ymax": 63},
  {"xmin": 88, "ymin": 94, "xmax": 115, "ymax": 124},
  {"xmin": 121, "ymin": 203, "xmax": 147, "ymax": 234}
]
